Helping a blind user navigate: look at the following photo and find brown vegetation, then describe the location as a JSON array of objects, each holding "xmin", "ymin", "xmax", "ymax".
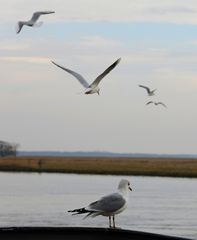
[{"xmin": 0, "ymin": 156, "xmax": 197, "ymax": 177}]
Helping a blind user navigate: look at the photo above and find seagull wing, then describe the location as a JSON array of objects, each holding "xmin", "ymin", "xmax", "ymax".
[
  {"xmin": 158, "ymin": 102, "xmax": 167, "ymax": 108},
  {"xmin": 30, "ymin": 12, "xmax": 42, "ymax": 22},
  {"xmin": 16, "ymin": 21, "xmax": 24, "ymax": 34},
  {"xmin": 51, "ymin": 61, "xmax": 89, "ymax": 88},
  {"xmin": 146, "ymin": 101, "xmax": 154, "ymax": 105},
  {"xmin": 90, "ymin": 58, "xmax": 121, "ymax": 88},
  {"xmin": 30, "ymin": 11, "xmax": 55, "ymax": 22},
  {"xmin": 139, "ymin": 85, "xmax": 151, "ymax": 94},
  {"xmin": 87, "ymin": 192, "xmax": 126, "ymax": 213},
  {"xmin": 37, "ymin": 11, "xmax": 55, "ymax": 15},
  {"xmin": 67, "ymin": 192, "xmax": 125, "ymax": 218}
]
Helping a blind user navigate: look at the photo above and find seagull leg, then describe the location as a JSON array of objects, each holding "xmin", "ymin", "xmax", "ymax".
[
  {"xmin": 112, "ymin": 215, "xmax": 116, "ymax": 228},
  {"xmin": 109, "ymin": 216, "xmax": 112, "ymax": 228}
]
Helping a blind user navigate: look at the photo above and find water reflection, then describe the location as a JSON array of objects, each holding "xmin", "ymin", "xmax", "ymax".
[{"xmin": 0, "ymin": 172, "xmax": 196, "ymax": 239}]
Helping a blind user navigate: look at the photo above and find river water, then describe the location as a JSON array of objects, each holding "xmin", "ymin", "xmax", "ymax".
[{"xmin": 0, "ymin": 172, "xmax": 196, "ymax": 239}]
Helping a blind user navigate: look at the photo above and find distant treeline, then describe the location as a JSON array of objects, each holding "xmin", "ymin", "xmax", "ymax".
[
  {"xmin": 18, "ymin": 151, "xmax": 197, "ymax": 159},
  {"xmin": 0, "ymin": 141, "xmax": 19, "ymax": 157}
]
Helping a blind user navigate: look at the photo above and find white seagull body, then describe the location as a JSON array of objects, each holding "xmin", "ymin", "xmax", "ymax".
[
  {"xmin": 146, "ymin": 101, "xmax": 167, "ymax": 108},
  {"xmin": 16, "ymin": 11, "xmax": 55, "ymax": 34},
  {"xmin": 139, "ymin": 85, "xmax": 156, "ymax": 96},
  {"xmin": 68, "ymin": 179, "xmax": 132, "ymax": 228},
  {"xmin": 51, "ymin": 58, "xmax": 121, "ymax": 95}
]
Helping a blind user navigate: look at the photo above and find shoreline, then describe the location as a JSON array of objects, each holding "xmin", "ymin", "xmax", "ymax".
[{"xmin": 0, "ymin": 156, "xmax": 197, "ymax": 178}]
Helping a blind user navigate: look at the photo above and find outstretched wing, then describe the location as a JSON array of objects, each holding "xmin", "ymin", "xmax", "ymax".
[
  {"xmin": 30, "ymin": 11, "xmax": 55, "ymax": 22},
  {"xmin": 16, "ymin": 21, "xmax": 24, "ymax": 34},
  {"xmin": 51, "ymin": 61, "xmax": 89, "ymax": 88},
  {"xmin": 90, "ymin": 58, "xmax": 121, "ymax": 88},
  {"xmin": 157, "ymin": 102, "xmax": 167, "ymax": 108},
  {"xmin": 139, "ymin": 85, "xmax": 150, "ymax": 94},
  {"xmin": 30, "ymin": 12, "xmax": 42, "ymax": 22},
  {"xmin": 146, "ymin": 101, "xmax": 154, "ymax": 105}
]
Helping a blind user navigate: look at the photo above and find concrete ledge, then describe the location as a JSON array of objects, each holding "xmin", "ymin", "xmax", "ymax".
[{"xmin": 0, "ymin": 227, "xmax": 193, "ymax": 240}]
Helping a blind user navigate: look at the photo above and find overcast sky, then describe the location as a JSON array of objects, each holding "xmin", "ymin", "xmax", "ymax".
[{"xmin": 1, "ymin": 0, "xmax": 197, "ymax": 154}]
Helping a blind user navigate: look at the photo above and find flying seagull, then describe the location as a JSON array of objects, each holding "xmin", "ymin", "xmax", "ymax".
[
  {"xmin": 139, "ymin": 85, "xmax": 156, "ymax": 96},
  {"xmin": 16, "ymin": 11, "xmax": 55, "ymax": 34},
  {"xmin": 68, "ymin": 179, "xmax": 132, "ymax": 228},
  {"xmin": 51, "ymin": 58, "xmax": 121, "ymax": 95},
  {"xmin": 146, "ymin": 101, "xmax": 167, "ymax": 108}
]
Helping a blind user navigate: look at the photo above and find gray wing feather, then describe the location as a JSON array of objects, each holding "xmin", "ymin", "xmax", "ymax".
[
  {"xmin": 16, "ymin": 21, "xmax": 24, "ymax": 33},
  {"xmin": 51, "ymin": 61, "xmax": 89, "ymax": 88},
  {"xmin": 31, "ymin": 11, "xmax": 55, "ymax": 22},
  {"xmin": 87, "ymin": 192, "xmax": 126, "ymax": 213},
  {"xmin": 90, "ymin": 58, "xmax": 121, "ymax": 88},
  {"xmin": 146, "ymin": 101, "xmax": 153, "ymax": 105},
  {"xmin": 158, "ymin": 102, "xmax": 167, "ymax": 107},
  {"xmin": 30, "ymin": 12, "xmax": 42, "ymax": 22},
  {"xmin": 139, "ymin": 85, "xmax": 150, "ymax": 93}
]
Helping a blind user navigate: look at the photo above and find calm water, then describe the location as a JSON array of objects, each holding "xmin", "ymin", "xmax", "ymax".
[{"xmin": 0, "ymin": 172, "xmax": 196, "ymax": 239}]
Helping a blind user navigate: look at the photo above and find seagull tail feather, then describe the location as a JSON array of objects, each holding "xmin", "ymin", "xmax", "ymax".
[{"xmin": 68, "ymin": 207, "xmax": 89, "ymax": 215}]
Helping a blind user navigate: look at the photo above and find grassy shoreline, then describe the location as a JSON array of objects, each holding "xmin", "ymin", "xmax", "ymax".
[{"xmin": 0, "ymin": 156, "xmax": 197, "ymax": 178}]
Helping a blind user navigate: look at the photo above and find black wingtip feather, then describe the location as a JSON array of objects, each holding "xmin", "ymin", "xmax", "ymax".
[{"xmin": 67, "ymin": 207, "xmax": 89, "ymax": 215}]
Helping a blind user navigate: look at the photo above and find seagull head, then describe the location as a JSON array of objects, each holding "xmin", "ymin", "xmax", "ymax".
[{"xmin": 118, "ymin": 179, "xmax": 132, "ymax": 193}]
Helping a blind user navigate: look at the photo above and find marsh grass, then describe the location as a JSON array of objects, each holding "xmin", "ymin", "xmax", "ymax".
[{"xmin": 0, "ymin": 156, "xmax": 197, "ymax": 177}]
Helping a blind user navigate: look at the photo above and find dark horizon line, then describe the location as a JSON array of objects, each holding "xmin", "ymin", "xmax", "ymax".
[{"xmin": 17, "ymin": 150, "xmax": 197, "ymax": 158}]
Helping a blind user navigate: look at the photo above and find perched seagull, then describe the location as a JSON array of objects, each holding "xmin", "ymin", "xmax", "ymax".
[
  {"xmin": 68, "ymin": 179, "xmax": 132, "ymax": 228},
  {"xmin": 51, "ymin": 58, "xmax": 121, "ymax": 95},
  {"xmin": 139, "ymin": 85, "xmax": 156, "ymax": 96},
  {"xmin": 16, "ymin": 11, "xmax": 55, "ymax": 34},
  {"xmin": 146, "ymin": 101, "xmax": 167, "ymax": 108}
]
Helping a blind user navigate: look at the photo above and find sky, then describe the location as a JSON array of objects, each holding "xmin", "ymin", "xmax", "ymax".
[{"xmin": 1, "ymin": 0, "xmax": 197, "ymax": 154}]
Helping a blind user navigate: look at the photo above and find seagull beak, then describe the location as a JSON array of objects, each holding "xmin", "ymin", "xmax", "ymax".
[{"xmin": 129, "ymin": 186, "xmax": 132, "ymax": 191}]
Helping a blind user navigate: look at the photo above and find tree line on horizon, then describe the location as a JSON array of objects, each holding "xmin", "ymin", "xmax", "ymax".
[{"xmin": 0, "ymin": 140, "xmax": 19, "ymax": 157}]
